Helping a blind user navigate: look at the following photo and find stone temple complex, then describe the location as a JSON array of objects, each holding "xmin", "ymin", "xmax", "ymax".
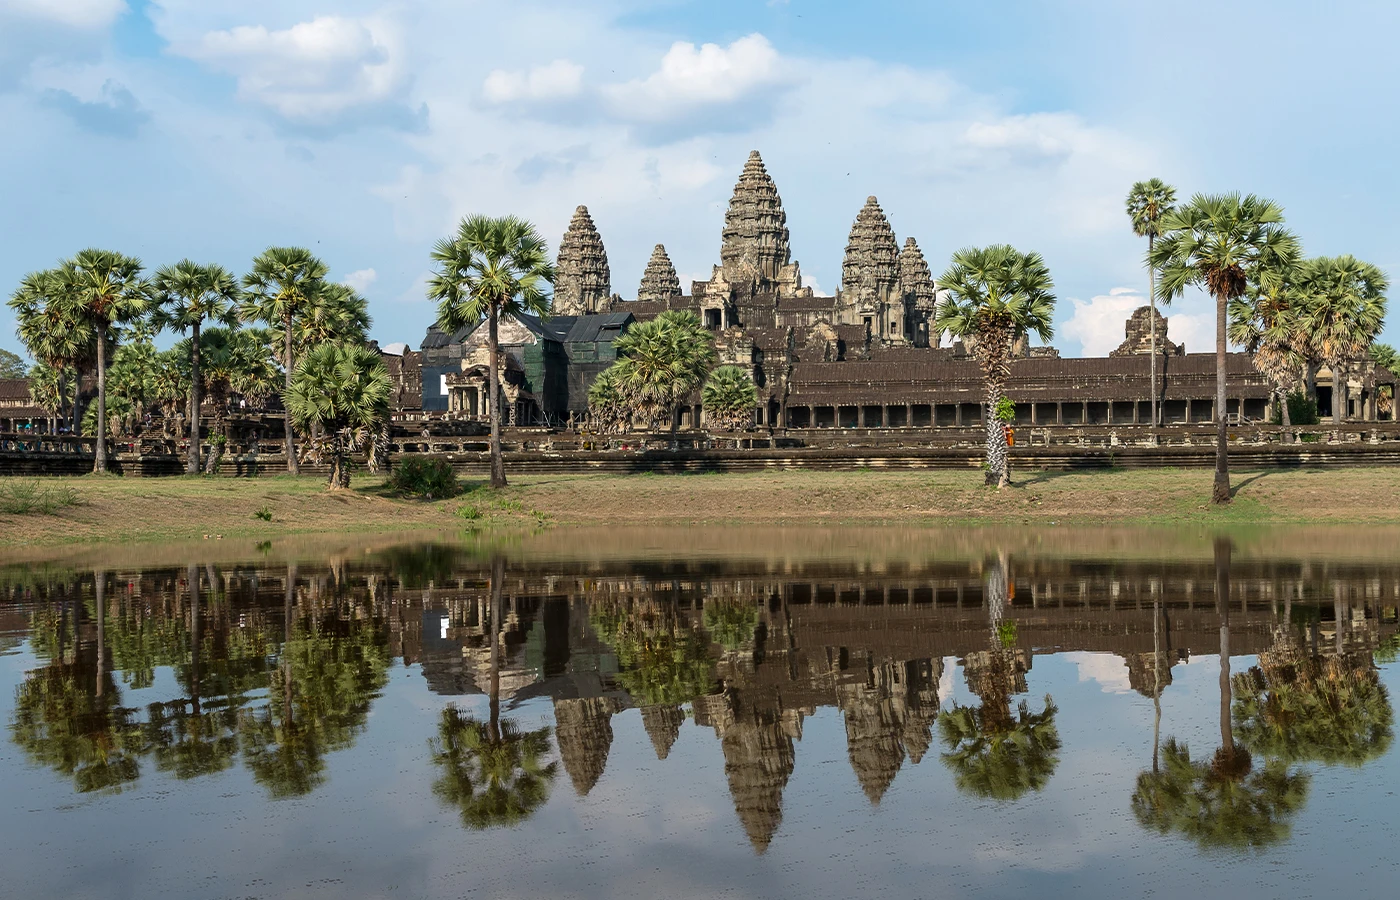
[{"xmin": 351, "ymin": 150, "xmax": 1400, "ymax": 432}]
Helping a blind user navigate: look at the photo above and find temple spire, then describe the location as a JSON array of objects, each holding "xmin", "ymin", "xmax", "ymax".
[
  {"xmin": 841, "ymin": 196, "xmax": 900, "ymax": 305},
  {"xmin": 637, "ymin": 244, "xmax": 682, "ymax": 302},
  {"xmin": 554, "ymin": 205, "xmax": 611, "ymax": 315},
  {"xmin": 719, "ymin": 150, "xmax": 791, "ymax": 288}
]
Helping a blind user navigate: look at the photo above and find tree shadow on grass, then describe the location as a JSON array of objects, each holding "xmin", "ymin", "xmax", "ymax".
[{"xmin": 1230, "ymin": 472, "xmax": 1270, "ymax": 499}]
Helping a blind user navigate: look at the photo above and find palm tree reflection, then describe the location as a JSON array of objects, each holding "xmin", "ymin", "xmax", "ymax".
[{"xmin": 939, "ymin": 552, "xmax": 1061, "ymax": 801}]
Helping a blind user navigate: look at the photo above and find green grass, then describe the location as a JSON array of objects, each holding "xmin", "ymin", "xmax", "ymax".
[{"xmin": 0, "ymin": 481, "xmax": 80, "ymax": 515}]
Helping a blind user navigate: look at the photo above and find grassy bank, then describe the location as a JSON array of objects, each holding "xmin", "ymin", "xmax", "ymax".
[{"xmin": 1, "ymin": 466, "xmax": 1399, "ymax": 548}]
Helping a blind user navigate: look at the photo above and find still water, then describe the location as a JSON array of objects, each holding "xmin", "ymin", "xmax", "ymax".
[{"xmin": 2, "ymin": 527, "xmax": 1399, "ymax": 899}]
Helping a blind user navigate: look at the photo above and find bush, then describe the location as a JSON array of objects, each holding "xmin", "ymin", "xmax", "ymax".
[
  {"xmin": 1272, "ymin": 391, "xmax": 1320, "ymax": 426},
  {"xmin": 253, "ymin": 506, "xmax": 273, "ymax": 522},
  {"xmin": 0, "ymin": 481, "xmax": 80, "ymax": 515},
  {"xmin": 456, "ymin": 504, "xmax": 480, "ymax": 520},
  {"xmin": 387, "ymin": 457, "xmax": 459, "ymax": 499}
]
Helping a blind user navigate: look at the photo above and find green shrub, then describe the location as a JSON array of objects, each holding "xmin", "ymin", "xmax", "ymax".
[
  {"xmin": 0, "ymin": 481, "xmax": 80, "ymax": 515},
  {"xmin": 456, "ymin": 504, "xmax": 480, "ymax": 521},
  {"xmin": 253, "ymin": 506, "xmax": 273, "ymax": 522},
  {"xmin": 387, "ymin": 458, "xmax": 459, "ymax": 499},
  {"xmin": 1272, "ymin": 391, "xmax": 1320, "ymax": 426}
]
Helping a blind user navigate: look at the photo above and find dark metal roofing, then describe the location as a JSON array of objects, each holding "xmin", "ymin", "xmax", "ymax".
[{"xmin": 562, "ymin": 312, "xmax": 634, "ymax": 343}]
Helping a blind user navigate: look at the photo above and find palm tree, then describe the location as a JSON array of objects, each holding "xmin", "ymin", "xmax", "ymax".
[
  {"xmin": 188, "ymin": 327, "xmax": 281, "ymax": 473},
  {"xmin": 152, "ymin": 261, "xmax": 240, "ymax": 474},
  {"xmin": 282, "ymin": 343, "xmax": 391, "ymax": 489},
  {"xmin": 9, "ymin": 267, "xmax": 103, "ymax": 434},
  {"xmin": 934, "ymin": 245, "xmax": 1055, "ymax": 488},
  {"xmin": 1295, "ymin": 255, "xmax": 1388, "ymax": 426},
  {"xmin": 427, "ymin": 215, "xmax": 555, "ymax": 488},
  {"xmin": 1229, "ymin": 256, "xmax": 1307, "ymax": 439},
  {"xmin": 1152, "ymin": 195, "xmax": 1299, "ymax": 504},
  {"xmin": 611, "ymin": 310, "xmax": 717, "ymax": 431},
  {"xmin": 60, "ymin": 250, "xmax": 153, "ymax": 472},
  {"xmin": 240, "ymin": 247, "xmax": 330, "ymax": 475},
  {"xmin": 586, "ymin": 367, "xmax": 629, "ymax": 434},
  {"xmin": 1126, "ymin": 178, "xmax": 1178, "ymax": 428},
  {"xmin": 701, "ymin": 365, "xmax": 760, "ymax": 431}
]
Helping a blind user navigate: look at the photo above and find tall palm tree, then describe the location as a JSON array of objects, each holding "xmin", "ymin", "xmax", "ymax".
[
  {"xmin": 701, "ymin": 365, "xmax": 759, "ymax": 431},
  {"xmin": 427, "ymin": 215, "xmax": 555, "ymax": 487},
  {"xmin": 152, "ymin": 261, "xmax": 240, "ymax": 474},
  {"xmin": 60, "ymin": 250, "xmax": 153, "ymax": 473},
  {"xmin": 188, "ymin": 327, "xmax": 281, "ymax": 474},
  {"xmin": 1229, "ymin": 256, "xmax": 1307, "ymax": 438},
  {"xmin": 240, "ymin": 247, "xmax": 330, "ymax": 475},
  {"xmin": 9, "ymin": 268, "xmax": 98, "ymax": 433},
  {"xmin": 1295, "ymin": 255, "xmax": 1388, "ymax": 426},
  {"xmin": 282, "ymin": 343, "xmax": 391, "ymax": 489},
  {"xmin": 1151, "ymin": 195, "xmax": 1299, "ymax": 504},
  {"xmin": 1126, "ymin": 178, "xmax": 1178, "ymax": 428},
  {"xmin": 934, "ymin": 245, "xmax": 1055, "ymax": 488}
]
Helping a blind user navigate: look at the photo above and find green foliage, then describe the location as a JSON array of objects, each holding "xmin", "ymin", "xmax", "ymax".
[
  {"xmin": 1152, "ymin": 194, "xmax": 1300, "ymax": 306},
  {"xmin": 456, "ymin": 504, "xmax": 480, "ymax": 520},
  {"xmin": 993, "ymin": 397, "xmax": 1016, "ymax": 423},
  {"xmin": 586, "ymin": 366, "xmax": 630, "ymax": 433},
  {"xmin": 1270, "ymin": 391, "xmax": 1319, "ymax": 426},
  {"xmin": 1131, "ymin": 738, "xmax": 1310, "ymax": 850},
  {"xmin": 152, "ymin": 260, "xmax": 239, "ymax": 337},
  {"xmin": 934, "ymin": 245, "xmax": 1056, "ymax": 345},
  {"xmin": 388, "ymin": 457, "xmax": 460, "ymax": 499},
  {"xmin": 284, "ymin": 343, "xmax": 391, "ymax": 488},
  {"xmin": 253, "ymin": 506, "xmax": 273, "ymax": 522},
  {"xmin": 591, "ymin": 604, "xmax": 718, "ymax": 707},
  {"xmin": 0, "ymin": 347, "xmax": 26, "ymax": 379},
  {"xmin": 1372, "ymin": 342, "xmax": 1399, "ymax": 373},
  {"xmin": 0, "ymin": 481, "xmax": 80, "ymax": 515},
  {"xmin": 1126, "ymin": 178, "xmax": 1178, "ymax": 240},
  {"xmin": 996, "ymin": 619, "xmax": 1018, "ymax": 649},
  {"xmin": 428, "ymin": 705, "xmax": 558, "ymax": 829},
  {"xmin": 701, "ymin": 365, "xmax": 759, "ymax": 431},
  {"xmin": 1232, "ymin": 658, "xmax": 1393, "ymax": 767},
  {"xmin": 606, "ymin": 310, "xmax": 717, "ymax": 429},
  {"xmin": 939, "ymin": 695, "xmax": 1061, "ymax": 801},
  {"xmin": 1297, "ymin": 255, "xmax": 1389, "ymax": 377},
  {"xmin": 428, "ymin": 215, "xmax": 555, "ymax": 332},
  {"xmin": 703, "ymin": 599, "xmax": 758, "ymax": 652}
]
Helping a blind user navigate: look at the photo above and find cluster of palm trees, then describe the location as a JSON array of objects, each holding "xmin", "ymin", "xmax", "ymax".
[
  {"xmin": 586, "ymin": 310, "xmax": 759, "ymax": 434},
  {"xmin": 7, "ymin": 247, "xmax": 383, "ymax": 482},
  {"xmin": 1125, "ymin": 182, "xmax": 1391, "ymax": 503}
]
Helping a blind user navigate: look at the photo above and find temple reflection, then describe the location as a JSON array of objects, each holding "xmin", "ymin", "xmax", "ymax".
[{"xmin": 4, "ymin": 545, "xmax": 1399, "ymax": 852}]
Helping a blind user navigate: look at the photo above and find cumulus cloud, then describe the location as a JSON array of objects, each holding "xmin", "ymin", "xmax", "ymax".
[
  {"xmin": 176, "ymin": 15, "xmax": 417, "ymax": 127},
  {"xmin": 1062, "ymin": 652, "xmax": 1135, "ymax": 694},
  {"xmin": 602, "ymin": 33, "xmax": 799, "ymax": 137},
  {"xmin": 1060, "ymin": 287, "xmax": 1143, "ymax": 357},
  {"xmin": 482, "ymin": 59, "xmax": 583, "ymax": 104},
  {"xmin": 40, "ymin": 78, "xmax": 149, "ymax": 136},
  {"xmin": 342, "ymin": 268, "xmax": 377, "ymax": 293},
  {"xmin": 0, "ymin": 0, "xmax": 125, "ymax": 28}
]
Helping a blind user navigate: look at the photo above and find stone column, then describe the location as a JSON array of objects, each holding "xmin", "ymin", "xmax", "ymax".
[
  {"xmin": 1082, "ymin": 401, "xmax": 1089, "ymax": 425},
  {"xmin": 858, "ymin": 406, "xmax": 866, "ymax": 428},
  {"xmin": 906, "ymin": 403, "xmax": 913, "ymax": 428},
  {"xmin": 1056, "ymin": 403, "xmax": 1063, "ymax": 425},
  {"xmin": 955, "ymin": 404, "xmax": 963, "ymax": 427}
]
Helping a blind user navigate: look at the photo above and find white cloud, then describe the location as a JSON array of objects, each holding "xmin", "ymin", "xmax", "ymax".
[
  {"xmin": 1166, "ymin": 311, "xmax": 1214, "ymax": 356},
  {"xmin": 1062, "ymin": 651, "xmax": 1135, "ymax": 694},
  {"xmin": 342, "ymin": 267, "xmax": 377, "ymax": 293},
  {"xmin": 0, "ymin": 0, "xmax": 125, "ymax": 28},
  {"xmin": 1060, "ymin": 287, "xmax": 1143, "ymax": 357},
  {"xmin": 482, "ymin": 59, "xmax": 583, "ymax": 104},
  {"xmin": 603, "ymin": 33, "xmax": 795, "ymax": 123},
  {"xmin": 177, "ymin": 15, "xmax": 411, "ymax": 124}
]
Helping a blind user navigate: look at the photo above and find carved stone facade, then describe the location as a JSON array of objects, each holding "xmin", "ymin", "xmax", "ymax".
[
  {"xmin": 719, "ymin": 151, "xmax": 796, "ymax": 292},
  {"xmin": 836, "ymin": 196, "xmax": 907, "ymax": 347},
  {"xmin": 1110, "ymin": 305, "xmax": 1181, "ymax": 357},
  {"xmin": 898, "ymin": 238, "xmax": 938, "ymax": 348},
  {"xmin": 637, "ymin": 244, "xmax": 681, "ymax": 303},
  {"xmin": 554, "ymin": 205, "xmax": 612, "ymax": 316}
]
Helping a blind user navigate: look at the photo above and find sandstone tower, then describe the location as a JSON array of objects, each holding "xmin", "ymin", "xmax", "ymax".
[
  {"xmin": 554, "ymin": 205, "xmax": 611, "ymax": 315},
  {"xmin": 716, "ymin": 151, "xmax": 804, "ymax": 295},
  {"xmin": 898, "ymin": 237, "xmax": 938, "ymax": 348},
  {"xmin": 838, "ymin": 196, "xmax": 904, "ymax": 342},
  {"xmin": 637, "ymin": 244, "xmax": 682, "ymax": 303}
]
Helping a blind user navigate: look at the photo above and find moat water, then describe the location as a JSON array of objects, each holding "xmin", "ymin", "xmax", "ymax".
[{"xmin": 3, "ymin": 526, "xmax": 1399, "ymax": 899}]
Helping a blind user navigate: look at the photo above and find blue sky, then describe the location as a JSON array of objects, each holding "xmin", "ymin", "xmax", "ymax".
[{"xmin": 3, "ymin": 0, "xmax": 1398, "ymax": 362}]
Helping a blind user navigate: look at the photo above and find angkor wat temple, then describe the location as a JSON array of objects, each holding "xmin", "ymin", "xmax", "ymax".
[{"xmin": 396, "ymin": 150, "xmax": 1395, "ymax": 431}]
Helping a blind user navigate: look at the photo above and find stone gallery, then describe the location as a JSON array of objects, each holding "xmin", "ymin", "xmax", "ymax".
[{"xmin": 393, "ymin": 151, "xmax": 1394, "ymax": 430}]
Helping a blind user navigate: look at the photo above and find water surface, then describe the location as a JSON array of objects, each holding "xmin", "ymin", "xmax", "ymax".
[{"xmin": 2, "ymin": 527, "xmax": 1398, "ymax": 899}]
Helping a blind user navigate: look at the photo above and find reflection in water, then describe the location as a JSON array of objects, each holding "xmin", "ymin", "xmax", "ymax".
[{"xmin": 4, "ymin": 536, "xmax": 1400, "ymax": 870}]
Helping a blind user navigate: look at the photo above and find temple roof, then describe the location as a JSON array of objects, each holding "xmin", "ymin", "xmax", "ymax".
[{"xmin": 841, "ymin": 196, "xmax": 900, "ymax": 301}]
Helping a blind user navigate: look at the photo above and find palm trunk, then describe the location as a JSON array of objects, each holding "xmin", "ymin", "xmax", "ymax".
[
  {"xmin": 284, "ymin": 563, "xmax": 296, "ymax": 730},
  {"xmin": 1152, "ymin": 594, "xmax": 1162, "ymax": 774},
  {"xmin": 94, "ymin": 324, "xmax": 108, "ymax": 473},
  {"xmin": 284, "ymin": 313, "xmax": 299, "ymax": 475},
  {"xmin": 1212, "ymin": 292, "xmax": 1230, "ymax": 504},
  {"xmin": 94, "ymin": 568, "xmax": 106, "ymax": 697},
  {"xmin": 489, "ymin": 555, "xmax": 504, "ymax": 743},
  {"xmin": 1305, "ymin": 361, "xmax": 1318, "ymax": 405},
  {"xmin": 1331, "ymin": 359, "xmax": 1345, "ymax": 426},
  {"xmin": 1215, "ymin": 539, "xmax": 1233, "ymax": 753},
  {"xmin": 1148, "ymin": 233, "xmax": 1158, "ymax": 430},
  {"xmin": 188, "ymin": 321, "xmax": 202, "ymax": 474},
  {"xmin": 189, "ymin": 562, "xmax": 202, "ymax": 717},
  {"xmin": 488, "ymin": 303, "xmax": 507, "ymax": 488}
]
